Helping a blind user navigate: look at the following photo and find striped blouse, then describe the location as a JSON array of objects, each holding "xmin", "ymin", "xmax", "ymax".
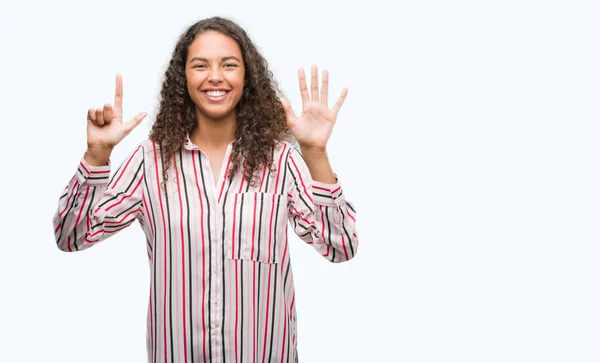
[{"xmin": 53, "ymin": 137, "xmax": 359, "ymax": 363}]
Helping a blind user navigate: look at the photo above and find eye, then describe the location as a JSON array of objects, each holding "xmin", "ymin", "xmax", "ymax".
[
  {"xmin": 224, "ymin": 63, "xmax": 238, "ymax": 68},
  {"xmin": 192, "ymin": 64, "xmax": 207, "ymax": 69}
]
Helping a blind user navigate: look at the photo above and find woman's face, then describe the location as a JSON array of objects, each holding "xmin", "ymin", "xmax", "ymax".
[{"xmin": 185, "ymin": 30, "xmax": 245, "ymax": 122}]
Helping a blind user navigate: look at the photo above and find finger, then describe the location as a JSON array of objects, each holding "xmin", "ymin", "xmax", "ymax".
[
  {"xmin": 88, "ymin": 108, "xmax": 97, "ymax": 125},
  {"xmin": 321, "ymin": 70, "xmax": 329, "ymax": 107},
  {"xmin": 298, "ymin": 68, "xmax": 310, "ymax": 105},
  {"xmin": 310, "ymin": 64, "xmax": 319, "ymax": 102},
  {"xmin": 103, "ymin": 104, "xmax": 114, "ymax": 123},
  {"xmin": 123, "ymin": 112, "xmax": 147, "ymax": 133},
  {"xmin": 279, "ymin": 97, "xmax": 296, "ymax": 123},
  {"xmin": 95, "ymin": 108, "xmax": 105, "ymax": 126},
  {"xmin": 332, "ymin": 87, "xmax": 348, "ymax": 117},
  {"xmin": 114, "ymin": 74, "xmax": 123, "ymax": 110}
]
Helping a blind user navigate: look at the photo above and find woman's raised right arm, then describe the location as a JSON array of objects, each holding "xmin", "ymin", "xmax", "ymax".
[{"xmin": 53, "ymin": 74, "xmax": 147, "ymax": 252}]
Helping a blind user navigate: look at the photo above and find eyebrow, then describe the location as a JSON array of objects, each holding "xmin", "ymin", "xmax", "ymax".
[{"xmin": 189, "ymin": 56, "xmax": 242, "ymax": 64}]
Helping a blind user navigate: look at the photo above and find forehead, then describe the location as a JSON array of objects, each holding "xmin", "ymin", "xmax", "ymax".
[{"xmin": 187, "ymin": 30, "xmax": 242, "ymax": 60}]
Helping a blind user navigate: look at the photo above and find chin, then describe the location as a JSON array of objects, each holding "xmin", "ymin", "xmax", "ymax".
[{"xmin": 199, "ymin": 107, "xmax": 236, "ymax": 121}]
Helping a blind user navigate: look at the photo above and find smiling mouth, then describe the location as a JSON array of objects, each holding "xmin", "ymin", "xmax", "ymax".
[
  {"xmin": 202, "ymin": 90, "xmax": 230, "ymax": 101},
  {"xmin": 202, "ymin": 90, "xmax": 230, "ymax": 102},
  {"xmin": 204, "ymin": 90, "xmax": 228, "ymax": 97}
]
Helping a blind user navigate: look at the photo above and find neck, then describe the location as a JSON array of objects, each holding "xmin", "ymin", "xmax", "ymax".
[{"xmin": 190, "ymin": 110, "xmax": 237, "ymax": 150}]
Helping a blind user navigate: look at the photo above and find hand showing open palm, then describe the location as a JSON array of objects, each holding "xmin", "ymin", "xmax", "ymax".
[{"xmin": 280, "ymin": 65, "xmax": 348, "ymax": 152}]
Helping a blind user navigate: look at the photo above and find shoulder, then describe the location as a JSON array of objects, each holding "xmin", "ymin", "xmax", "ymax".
[
  {"xmin": 118, "ymin": 140, "xmax": 159, "ymax": 166},
  {"xmin": 275, "ymin": 140, "xmax": 301, "ymax": 160},
  {"xmin": 132, "ymin": 139, "xmax": 160, "ymax": 157},
  {"xmin": 275, "ymin": 141, "xmax": 310, "ymax": 179}
]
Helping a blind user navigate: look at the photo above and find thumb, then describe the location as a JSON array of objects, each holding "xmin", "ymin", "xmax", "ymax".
[
  {"xmin": 279, "ymin": 97, "xmax": 296, "ymax": 122},
  {"xmin": 124, "ymin": 112, "xmax": 147, "ymax": 133}
]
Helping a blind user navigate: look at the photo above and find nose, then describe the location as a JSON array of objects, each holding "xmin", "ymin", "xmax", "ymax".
[{"xmin": 208, "ymin": 68, "xmax": 223, "ymax": 83}]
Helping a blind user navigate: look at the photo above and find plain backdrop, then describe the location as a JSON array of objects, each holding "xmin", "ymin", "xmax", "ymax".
[{"xmin": 1, "ymin": 0, "xmax": 600, "ymax": 362}]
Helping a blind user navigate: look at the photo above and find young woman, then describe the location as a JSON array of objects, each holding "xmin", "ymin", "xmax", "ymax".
[{"xmin": 53, "ymin": 16, "xmax": 358, "ymax": 363}]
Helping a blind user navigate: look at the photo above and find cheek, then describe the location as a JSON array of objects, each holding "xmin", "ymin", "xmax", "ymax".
[
  {"xmin": 186, "ymin": 71, "xmax": 205, "ymax": 91},
  {"xmin": 231, "ymin": 71, "xmax": 245, "ymax": 90}
]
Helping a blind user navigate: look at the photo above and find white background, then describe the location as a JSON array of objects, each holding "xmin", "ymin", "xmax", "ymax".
[{"xmin": 1, "ymin": 0, "xmax": 600, "ymax": 362}]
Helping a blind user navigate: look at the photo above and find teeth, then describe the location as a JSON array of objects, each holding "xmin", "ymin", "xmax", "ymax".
[{"xmin": 206, "ymin": 90, "xmax": 226, "ymax": 97}]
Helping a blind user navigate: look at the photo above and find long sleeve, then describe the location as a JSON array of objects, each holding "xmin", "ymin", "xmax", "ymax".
[
  {"xmin": 53, "ymin": 144, "xmax": 145, "ymax": 252},
  {"xmin": 285, "ymin": 146, "xmax": 359, "ymax": 263}
]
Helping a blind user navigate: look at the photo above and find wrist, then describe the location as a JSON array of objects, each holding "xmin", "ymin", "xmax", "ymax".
[
  {"xmin": 299, "ymin": 144, "xmax": 327, "ymax": 155},
  {"xmin": 84, "ymin": 146, "xmax": 112, "ymax": 166}
]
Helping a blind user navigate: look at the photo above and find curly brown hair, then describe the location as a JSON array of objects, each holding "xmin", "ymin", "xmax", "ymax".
[{"xmin": 149, "ymin": 16, "xmax": 292, "ymax": 186}]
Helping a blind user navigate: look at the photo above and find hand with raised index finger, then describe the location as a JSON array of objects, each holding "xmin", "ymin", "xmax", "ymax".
[
  {"xmin": 279, "ymin": 64, "xmax": 348, "ymax": 153},
  {"xmin": 86, "ymin": 74, "xmax": 147, "ymax": 151}
]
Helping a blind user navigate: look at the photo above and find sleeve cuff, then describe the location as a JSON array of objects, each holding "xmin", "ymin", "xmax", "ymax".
[
  {"xmin": 76, "ymin": 156, "xmax": 111, "ymax": 186},
  {"xmin": 311, "ymin": 174, "xmax": 345, "ymax": 207}
]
